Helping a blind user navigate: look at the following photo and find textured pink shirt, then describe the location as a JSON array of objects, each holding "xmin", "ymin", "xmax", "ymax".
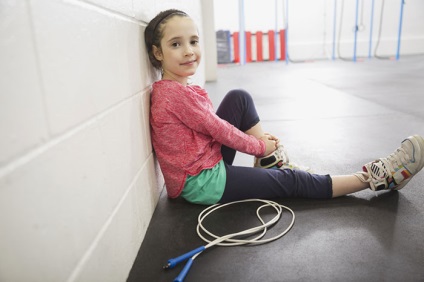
[{"xmin": 150, "ymin": 80, "xmax": 266, "ymax": 198}]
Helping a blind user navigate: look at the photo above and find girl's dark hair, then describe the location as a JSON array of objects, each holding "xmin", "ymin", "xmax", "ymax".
[{"xmin": 144, "ymin": 9, "xmax": 188, "ymax": 69}]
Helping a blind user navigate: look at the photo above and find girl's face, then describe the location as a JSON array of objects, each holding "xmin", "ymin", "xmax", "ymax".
[{"xmin": 153, "ymin": 16, "xmax": 201, "ymax": 85}]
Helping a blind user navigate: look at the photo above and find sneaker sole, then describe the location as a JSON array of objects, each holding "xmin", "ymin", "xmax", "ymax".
[
  {"xmin": 394, "ymin": 134, "xmax": 424, "ymax": 190},
  {"xmin": 409, "ymin": 134, "xmax": 424, "ymax": 173},
  {"xmin": 415, "ymin": 134, "xmax": 424, "ymax": 170}
]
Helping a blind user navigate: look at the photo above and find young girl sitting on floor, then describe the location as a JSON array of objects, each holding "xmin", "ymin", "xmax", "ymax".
[{"xmin": 144, "ymin": 9, "xmax": 424, "ymax": 205}]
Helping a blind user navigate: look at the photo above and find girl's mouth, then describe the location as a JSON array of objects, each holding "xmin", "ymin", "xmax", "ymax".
[{"xmin": 181, "ymin": 60, "xmax": 196, "ymax": 66}]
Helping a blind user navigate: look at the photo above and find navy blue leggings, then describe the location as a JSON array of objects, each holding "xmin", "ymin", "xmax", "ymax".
[{"xmin": 215, "ymin": 89, "xmax": 333, "ymax": 203}]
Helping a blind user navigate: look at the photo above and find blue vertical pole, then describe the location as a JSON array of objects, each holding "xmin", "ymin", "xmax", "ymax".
[
  {"xmin": 368, "ymin": 0, "xmax": 375, "ymax": 59},
  {"xmin": 396, "ymin": 0, "xmax": 405, "ymax": 60},
  {"xmin": 239, "ymin": 0, "xmax": 246, "ymax": 65},
  {"xmin": 353, "ymin": 0, "xmax": 359, "ymax": 62},
  {"xmin": 332, "ymin": 0, "xmax": 337, "ymax": 60}
]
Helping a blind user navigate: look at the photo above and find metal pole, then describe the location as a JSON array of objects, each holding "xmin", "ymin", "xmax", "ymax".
[
  {"xmin": 285, "ymin": 0, "xmax": 289, "ymax": 64},
  {"xmin": 332, "ymin": 0, "xmax": 337, "ymax": 60},
  {"xmin": 275, "ymin": 0, "xmax": 278, "ymax": 61},
  {"xmin": 368, "ymin": 0, "xmax": 375, "ymax": 59},
  {"xmin": 239, "ymin": 0, "xmax": 246, "ymax": 65}
]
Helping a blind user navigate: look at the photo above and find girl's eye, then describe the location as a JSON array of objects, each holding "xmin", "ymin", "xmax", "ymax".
[
  {"xmin": 171, "ymin": 42, "xmax": 181, "ymax": 47},
  {"xmin": 191, "ymin": 40, "xmax": 199, "ymax": 45}
]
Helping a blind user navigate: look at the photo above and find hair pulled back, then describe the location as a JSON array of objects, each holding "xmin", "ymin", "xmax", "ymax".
[{"xmin": 144, "ymin": 9, "xmax": 188, "ymax": 69}]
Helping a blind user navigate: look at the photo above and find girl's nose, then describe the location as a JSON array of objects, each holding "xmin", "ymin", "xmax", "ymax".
[{"xmin": 185, "ymin": 45, "xmax": 194, "ymax": 56}]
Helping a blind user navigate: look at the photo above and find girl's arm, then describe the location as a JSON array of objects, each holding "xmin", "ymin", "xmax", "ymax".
[{"xmin": 163, "ymin": 85, "xmax": 267, "ymax": 156}]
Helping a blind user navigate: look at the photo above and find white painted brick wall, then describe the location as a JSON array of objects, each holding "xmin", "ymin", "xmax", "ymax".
[{"xmin": 0, "ymin": 0, "xmax": 203, "ymax": 281}]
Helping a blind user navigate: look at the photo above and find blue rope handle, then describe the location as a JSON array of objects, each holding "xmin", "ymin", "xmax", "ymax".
[{"xmin": 163, "ymin": 246, "xmax": 205, "ymax": 269}]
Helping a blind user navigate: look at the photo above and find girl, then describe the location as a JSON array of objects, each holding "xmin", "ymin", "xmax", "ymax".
[{"xmin": 144, "ymin": 9, "xmax": 424, "ymax": 205}]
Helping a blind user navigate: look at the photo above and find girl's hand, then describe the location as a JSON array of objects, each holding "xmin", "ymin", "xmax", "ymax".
[
  {"xmin": 259, "ymin": 135, "xmax": 278, "ymax": 156},
  {"xmin": 264, "ymin": 133, "xmax": 280, "ymax": 147}
]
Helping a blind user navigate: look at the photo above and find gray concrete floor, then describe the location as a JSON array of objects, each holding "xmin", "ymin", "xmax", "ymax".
[{"xmin": 128, "ymin": 56, "xmax": 424, "ymax": 282}]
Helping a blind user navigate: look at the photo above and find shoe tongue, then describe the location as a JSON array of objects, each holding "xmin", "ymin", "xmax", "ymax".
[{"xmin": 370, "ymin": 160, "xmax": 388, "ymax": 178}]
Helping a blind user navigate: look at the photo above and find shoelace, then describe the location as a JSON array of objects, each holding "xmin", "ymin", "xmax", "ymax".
[
  {"xmin": 354, "ymin": 171, "xmax": 371, "ymax": 183},
  {"xmin": 353, "ymin": 170, "xmax": 380, "ymax": 196},
  {"xmin": 385, "ymin": 147, "xmax": 410, "ymax": 169},
  {"xmin": 275, "ymin": 145, "xmax": 313, "ymax": 172},
  {"xmin": 275, "ymin": 145, "xmax": 288, "ymax": 163},
  {"xmin": 355, "ymin": 145, "xmax": 411, "ymax": 184}
]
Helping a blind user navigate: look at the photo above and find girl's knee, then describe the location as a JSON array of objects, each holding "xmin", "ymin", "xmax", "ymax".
[
  {"xmin": 226, "ymin": 89, "xmax": 252, "ymax": 99},
  {"xmin": 224, "ymin": 89, "xmax": 253, "ymax": 105}
]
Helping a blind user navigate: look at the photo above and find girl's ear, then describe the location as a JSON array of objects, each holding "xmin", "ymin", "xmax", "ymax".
[{"xmin": 152, "ymin": 45, "xmax": 163, "ymax": 61}]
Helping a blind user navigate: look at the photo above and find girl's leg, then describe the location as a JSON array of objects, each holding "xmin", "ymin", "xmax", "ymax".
[
  {"xmin": 216, "ymin": 89, "xmax": 301, "ymax": 170},
  {"xmin": 331, "ymin": 175, "xmax": 369, "ymax": 198},
  {"xmin": 219, "ymin": 135, "xmax": 424, "ymax": 202},
  {"xmin": 244, "ymin": 123, "xmax": 265, "ymax": 139},
  {"xmin": 219, "ymin": 165, "xmax": 370, "ymax": 203},
  {"xmin": 216, "ymin": 89, "xmax": 263, "ymax": 164},
  {"xmin": 219, "ymin": 164, "xmax": 333, "ymax": 203}
]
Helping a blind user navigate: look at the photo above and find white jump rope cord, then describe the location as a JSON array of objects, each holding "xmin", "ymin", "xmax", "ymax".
[{"xmin": 165, "ymin": 199, "xmax": 295, "ymax": 282}]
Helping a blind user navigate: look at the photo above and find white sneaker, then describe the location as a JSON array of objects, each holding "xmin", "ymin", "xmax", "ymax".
[
  {"xmin": 254, "ymin": 145, "xmax": 312, "ymax": 172},
  {"xmin": 355, "ymin": 135, "xmax": 424, "ymax": 191}
]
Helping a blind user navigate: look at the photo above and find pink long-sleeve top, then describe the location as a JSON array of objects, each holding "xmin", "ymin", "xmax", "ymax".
[{"xmin": 150, "ymin": 80, "xmax": 266, "ymax": 198}]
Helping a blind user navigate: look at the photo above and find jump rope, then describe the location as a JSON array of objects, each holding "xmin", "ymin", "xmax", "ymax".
[{"xmin": 163, "ymin": 199, "xmax": 296, "ymax": 282}]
